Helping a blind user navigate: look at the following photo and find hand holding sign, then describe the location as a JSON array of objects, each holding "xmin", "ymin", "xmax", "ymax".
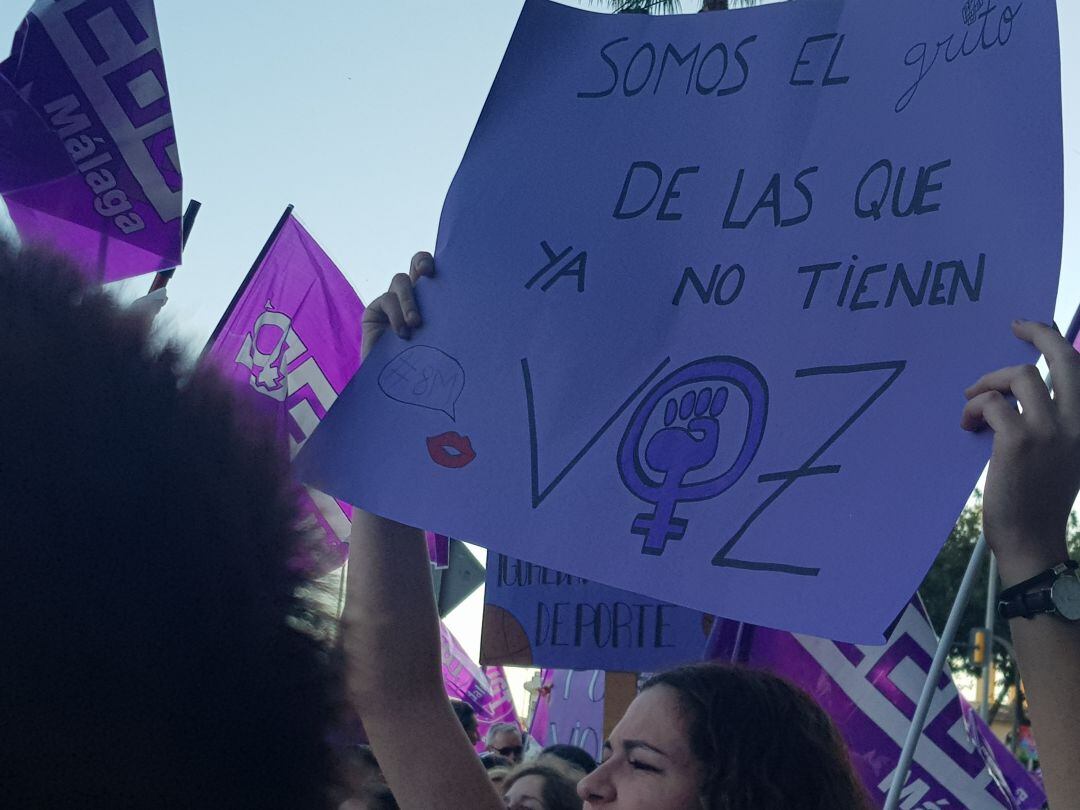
[
  {"xmin": 963, "ymin": 321, "xmax": 1080, "ymax": 586},
  {"xmin": 360, "ymin": 252, "xmax": 433, "ymax": 360}
]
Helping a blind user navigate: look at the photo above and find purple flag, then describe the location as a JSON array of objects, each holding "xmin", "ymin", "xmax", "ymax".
[
  {"xmin": 440, "ymin": 620, "xmax": 491, "ymax": 712},
  {"xmin": 473, "ymin": 665, "xmax": 520, "ymax": 752},
  {"xmin": 705, "ymin": 600, "xmax": 1045, "ymax": 810},
  {"xmin": 204, "ymin": 209, "xmax": 364, "ymax": 576},
  {"xmin": 427, "ymin": 531, "xmax": 451, "ymax": 569},
  {"xmin": 1, "ymin": 0, "xmax": 182, "ymax": 280},
  {"xmin": 527, "ymin": 668, "xmax": 605, "ymax": 763}
]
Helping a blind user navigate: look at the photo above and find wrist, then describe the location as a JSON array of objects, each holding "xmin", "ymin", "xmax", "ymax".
[{"xmin": 994, "ymin": 536, "xmax": 1071, "ymax": 589}]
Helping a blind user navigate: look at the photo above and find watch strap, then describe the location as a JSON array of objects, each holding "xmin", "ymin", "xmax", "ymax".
[
  {"xmin": 998, "ymin": 587, "xmax": 1055, "ymax": 620},
  {"xmin": 997, "ymin": 560, "xmax": 1079, "ymax": 621}
]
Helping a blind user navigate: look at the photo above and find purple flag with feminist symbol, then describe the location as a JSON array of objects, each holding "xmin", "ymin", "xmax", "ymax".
[
  {"xmin": 705, "ymin": 599, "xmax": 1045, "ymax": 810},
  {"xmin": 1, "ymin": 0, "xmax": 182, "ymax": 280},
  {"xmin": 205, "ymin": 209, "xmax": 364, "ymax": 576}
]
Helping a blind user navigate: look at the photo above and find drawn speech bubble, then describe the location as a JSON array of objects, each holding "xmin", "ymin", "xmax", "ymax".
[{"xmin": 378, "ymin": 345, "xmax": 465, "ymax": 421}]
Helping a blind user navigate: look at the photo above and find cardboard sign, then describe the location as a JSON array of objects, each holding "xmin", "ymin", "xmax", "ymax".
[
  {"xmin": 298, "ymin": 0, "xmax": 1063, "ymax": 642},
  {"xmin": 482, "ymin": 552, "xmax": 709, "ymax": 670}
]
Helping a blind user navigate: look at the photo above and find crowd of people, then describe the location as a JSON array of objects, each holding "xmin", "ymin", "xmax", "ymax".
[{"xmin": 2, "ymin": 238, "xmax": 1078, "ymax": 806}]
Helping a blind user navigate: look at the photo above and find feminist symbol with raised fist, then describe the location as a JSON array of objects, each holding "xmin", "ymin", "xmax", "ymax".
[{"xmin": 617, "ymin": 357, "xmax": 768, "ymax": 556}]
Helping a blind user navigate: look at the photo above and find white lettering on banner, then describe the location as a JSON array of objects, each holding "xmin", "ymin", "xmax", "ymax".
[
  {"xmin": 876, "ymin": 769, "xmax": 949, "ymax": 809},
  {"xmin": 234, "ymin": 304, "xmax": 350, "ymax": 545},
  {"xmin": 235, "ymin": 304, "xmax": 338, "ymax": 451},
  {"xmin": 36, "ymin": 0, "xmax": 181, "ymax": 221},
  {"xmin": 44, "ymin": 93, "xmax": 144, "ymax": 233},
  {"xmin": 796, "ymin": 609, "xmax": 1005, "ymax": 809}
]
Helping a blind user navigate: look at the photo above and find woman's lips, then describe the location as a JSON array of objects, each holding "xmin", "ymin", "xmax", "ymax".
[{"xmin": 426, "ymin": 431, "xmax": 476, "ymax": 468}]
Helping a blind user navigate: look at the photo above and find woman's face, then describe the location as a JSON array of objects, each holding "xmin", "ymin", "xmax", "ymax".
[
  {"xmin": 577, "ymin": 686, "xmax": 703, "ymax": 810},
  {"xmin": 504, "ymin": 774, "xmax": 547, "ymax": 810}
]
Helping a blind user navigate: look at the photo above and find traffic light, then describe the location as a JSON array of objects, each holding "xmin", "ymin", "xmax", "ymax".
[{"xmin": 968, "ymin": 627, "xmax": 988, "ymax": 667}]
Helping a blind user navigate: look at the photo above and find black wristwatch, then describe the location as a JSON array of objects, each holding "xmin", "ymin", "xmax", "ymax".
[{"xmin": 997, "ymin": 560, "xmax": 1080, "ymax": 621}]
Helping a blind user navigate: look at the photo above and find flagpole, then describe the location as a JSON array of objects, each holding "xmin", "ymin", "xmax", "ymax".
[
  {"xmin": 203, "ymin": 203, "xmax": 294, "ymax": 352},
  {"xmin": 147, "ymin": 198, "xmax": 202, "ymax": 293},
  {"xmin": 886, "ymin": 365, "xmax": 1055, "ymax": 810},
  {"xmin": 883, "ymin": 532, "xmax": 987, "ymax": 810},
  {"xmin": 979, "ymin": 553, "xmax": 998, "ymax": 721}
]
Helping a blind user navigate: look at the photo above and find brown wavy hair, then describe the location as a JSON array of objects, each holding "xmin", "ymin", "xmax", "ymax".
[
  {"xmin": 502, "ymin": 764, "xmax": 583, "ymax": 810},
  {"xmin": 643, "ymin": 664, "xmax": 872, "ymax": 810}
]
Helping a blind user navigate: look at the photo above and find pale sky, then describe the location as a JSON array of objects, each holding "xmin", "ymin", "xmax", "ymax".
[{"xmin": 4, "ymin": 0, "xmax": 1078, "ymax": 713}]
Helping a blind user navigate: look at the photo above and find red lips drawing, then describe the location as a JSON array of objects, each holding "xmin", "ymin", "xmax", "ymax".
[{"xmin": 426, "ymin": 431, "xmax": 476, "ymax": 469}]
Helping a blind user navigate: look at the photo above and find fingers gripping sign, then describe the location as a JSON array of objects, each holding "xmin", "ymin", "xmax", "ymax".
[
  {"xmin": 361, "ymin": 252, "xmax": 434, "ymax": 361},
  {"xmin": 963, "ymin": 320, "xmax": 1080, "ymax": 581}
]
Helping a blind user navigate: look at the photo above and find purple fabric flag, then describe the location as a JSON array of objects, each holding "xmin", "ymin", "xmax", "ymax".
[
  {"xmin": 204, "ymin": 210, "xmax": 364, "ymax": 576},
  {"xmin": 440, "ymin": 620, "xmax": 492, "ymax": 712},
  {"xmin": 1, "ymin": 0, "xmax": 182, "ymax": 280},
  {"xmin": 526, "ymin": 668, "xmax": 605, "ymax": 763},
  {"xmin": 705, "ymin": 600, "xmax": 1045, "ymax": 810},
  {"xmin": 473, "ymin": 665, "xmax": 520, "ymax": 752},
  {"xmin": 0, "ymin": 72, "xmax": 72, "ymax": 194},
  {"xmin": 428, "ymin": 531, "xmax": 451, "ymax": 569}
]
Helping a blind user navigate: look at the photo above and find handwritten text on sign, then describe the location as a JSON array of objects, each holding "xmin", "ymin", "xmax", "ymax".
[{"xmin": 298, "ymin": 0, "xmax": 1062, "ymax": 642}]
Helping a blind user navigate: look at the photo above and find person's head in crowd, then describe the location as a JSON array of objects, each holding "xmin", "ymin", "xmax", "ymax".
[
  {"xmin": 503, "ymin": 764, "xmax": 583, "ymax": 810},
  {"xmin": 539, "ymin": 744, "xmax": 597, "ymax": 775},
  {"xmin": 0, "ymin": 247, "xmax": 334, "ymax": 805},
  {"xmin": 481, "ymin": 752, "xmax": 512, "ymax": 770},
  {"xmin": 486, "ymin": 721, "xmax": 525, "ymax": 764},
  {"xmin": 488, "ymin": 765, "xmax": 512, "ymax": 788},
  {"xmin": 577, "ymin": 663, "xmax": 871, "ymax": 809},
  {"xmin": 451, "ymin": 697, "xmax": 480, "ymax": 745},
  {"xmin": 338, "ymin": 783, "xmax": 399, "ymax": 810}
]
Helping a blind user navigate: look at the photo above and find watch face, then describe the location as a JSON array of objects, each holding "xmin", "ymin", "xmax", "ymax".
[{"xmin": 1053, "ymin": 574, "xmax": 1080, "ymax": 621}]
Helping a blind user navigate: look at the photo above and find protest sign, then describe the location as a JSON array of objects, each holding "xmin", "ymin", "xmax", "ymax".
[
  {"xmin": 1, "ymin": 0, "xmax": 182, "ymax": 280},
  {"xmin": 205, "ymin": 207, "xmax": 364, "ymax": 576},
  {"xmin": 527, "ymin": 669, "xmax": 606, "ymax": 763},
  {"xmin": 298, "ymin": 0, "xmax": 1063, "ymax": 642},
  {"xmin": 705, "ymin": 600, "xmax": 1045, "ymax": 810},
  {"xmin": 482, "ymin": 552, "xmax": 709, "ymax": 670}
]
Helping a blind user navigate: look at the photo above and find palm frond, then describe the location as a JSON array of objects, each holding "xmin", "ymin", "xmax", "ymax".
[
  {"xmin": 586, "ymin": 0, "xmax": 684, "ymax": 14},
  {"xmin": 588, "ymin": 0, "xmax": 761, "ymax": 14}
]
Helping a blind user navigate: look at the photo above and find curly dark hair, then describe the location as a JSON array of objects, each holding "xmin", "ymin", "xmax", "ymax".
[
  {"xmin": 502, "ymin": 764, "xmax": 583, "ymax": 810},
  {"xmin": 0, "ymin": 247, "xmax": 334, "ymax": 806},
  {"xmin": 643, "ymin": 664, "xmax": 872, "ymax": 810}
]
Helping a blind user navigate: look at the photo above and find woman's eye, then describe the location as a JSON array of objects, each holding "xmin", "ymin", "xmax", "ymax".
[{"xmin": 629, "ymin": 759, "xmax": 661, "ymax": 773}]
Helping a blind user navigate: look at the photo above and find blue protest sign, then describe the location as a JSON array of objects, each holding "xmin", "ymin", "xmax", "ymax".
[
  {"xmin": 481, "ymin": 552, "xmax": 708, "ymax": 670},
  {"xmin": 297, "ymin": 0, "xmax": 1062, "ymax": 642}
]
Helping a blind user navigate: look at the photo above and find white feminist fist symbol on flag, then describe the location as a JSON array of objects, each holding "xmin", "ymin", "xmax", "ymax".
[{"xmin": 235, "ymin": 302, "xmax": 307, "ymax": 401}]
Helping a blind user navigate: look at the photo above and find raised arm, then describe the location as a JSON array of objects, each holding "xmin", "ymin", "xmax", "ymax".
[
  {"xmin": 962, "ymin": 319, "xmax": 1080, "ymax": 806},
  {"xmin": 341, "ymin": 253, "xmax": 503, "ymax": 810}
]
